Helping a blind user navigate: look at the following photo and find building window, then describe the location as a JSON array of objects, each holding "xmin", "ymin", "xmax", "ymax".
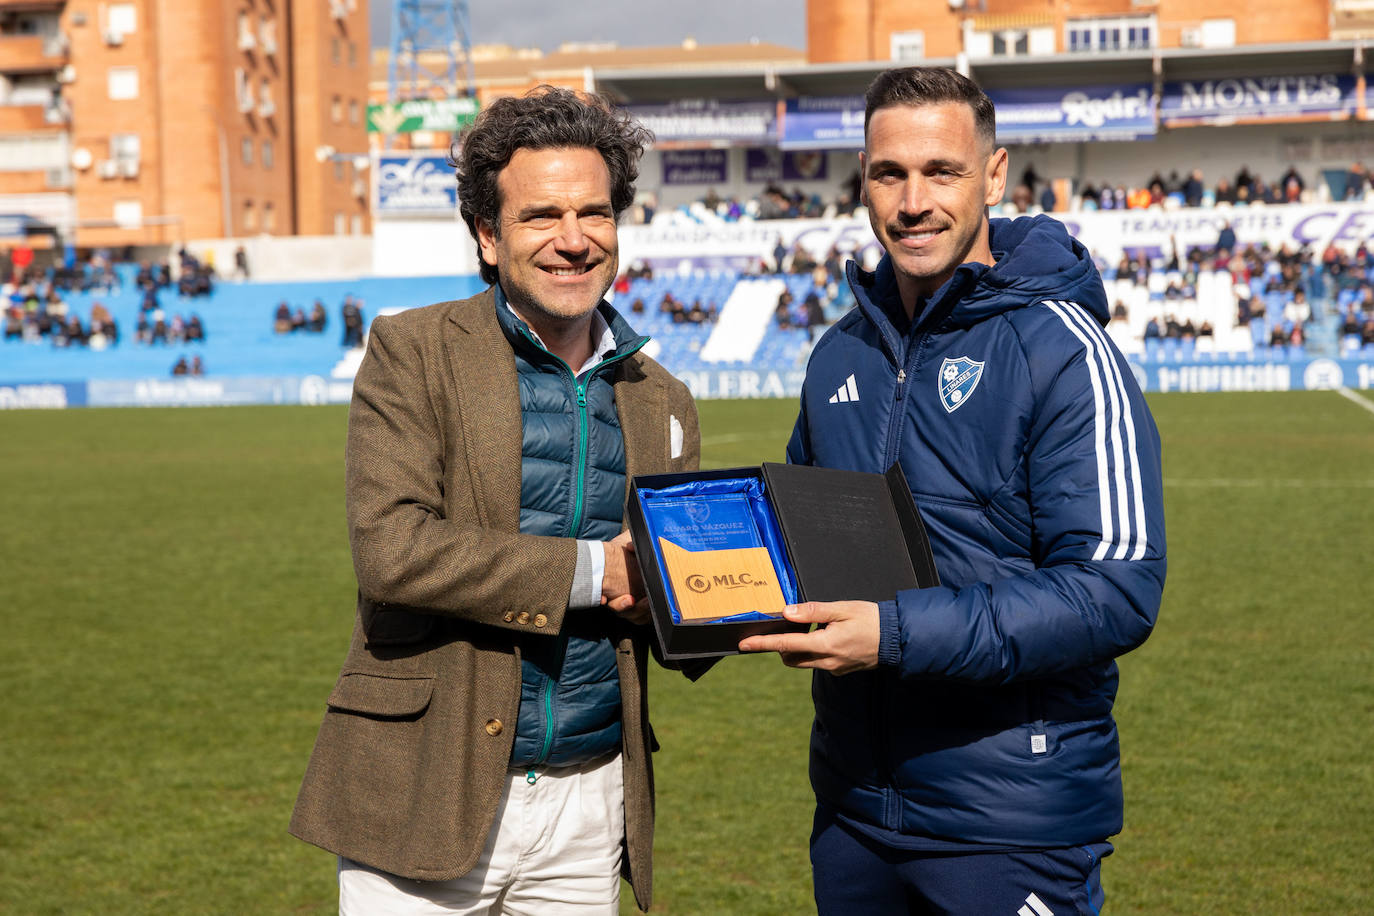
[
  {"xmin": 333, "ymin": 159, "xmax": 345, "ymax": 181},
  {"xmin": 262, "ymin": 139, "xmax": 274, "ymax": 170},
  {"xmin": 332, "ymin": 36, "xmax": 340, "ymax": 64},
  {"xmin": 111, "ymin": 133, "xmax": 140, "ymax": 170},
  {"xmin": 351, "ymin": 213, "xmax": 363, "ymax": 236},
  {"xmin": 243, "ymin": 199, "xmax": 257, "ymax": 232},
  {"xmin": 113, "ymin": 200, "xmax": 143, "ymax": 228},
  {"xmin": 263, "ymin": 200, "xmax": 276, "ymax": 232},
  {"xmin": 1066, "ymin": 17, "xmax": 1155, "ymax": 53},
  {"xmin": 334, "ymin": 212, "xmax": 346, "ymax": 235},
  {"xmin": 107, "ymin": 3, "xmax": 137, "ymax": 36},
  {"xmin": 348, "ymin": 40, "xmax": 356, "ymax": 67},
  {"xmin": 889, "ymin": 30, "xmax": 925, "ymax": 62},
  {"xmin": 241, "ymin": 137, "xmax": 253, "ymax": 165},
  {"xmin": 348, "ymin": 99, "xmax": 359, "ymax": 124},
  {"xmin": 107, "ymin": 67, "xmax": 139, "ymax": 100},
  {"xmin": 1200, "ymin": 18, "xmax": 1236, "ymax": 48},
  {"xmin": 331, "ymin": 95, "xmax": 342, "ymax": 123}
]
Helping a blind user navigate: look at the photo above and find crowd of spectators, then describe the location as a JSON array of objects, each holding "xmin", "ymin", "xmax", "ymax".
[
  {"xmin": 171, "ymin": 355, "xmax": 206, "ymax": 377},
  {"xmin": 272, "ymin": 294, "xmax": 366, "ymax": 348},
  {"xmin": 1010, "ymin": 161, "xmax": 1372, "ymax": 215}
]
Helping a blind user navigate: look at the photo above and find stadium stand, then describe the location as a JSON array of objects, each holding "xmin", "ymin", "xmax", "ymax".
[{"xmin": 2, "ymin": 271, "xmax": 484, "ymax": 384}]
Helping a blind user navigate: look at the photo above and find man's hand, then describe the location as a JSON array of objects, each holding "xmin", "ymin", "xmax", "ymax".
[
  {"xmin": 601, "ymin": 531, "xmax": 650, "ymax": 624},
  {"xmin": 737, "ymin": 601, "xmax": 882, "ymax": 675}
]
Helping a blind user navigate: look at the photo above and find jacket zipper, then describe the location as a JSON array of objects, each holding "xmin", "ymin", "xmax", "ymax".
[
  {"xmin": 879, "ymin": 324, "xmax": 923, "ymax": 829},
  {"xmin": 517, "ymin": 327, "xmax": 646, "ymax": 777}
]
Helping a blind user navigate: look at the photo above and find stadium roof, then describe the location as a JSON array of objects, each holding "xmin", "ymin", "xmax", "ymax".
[{"xmin": 591, "ymin": 40, "xmax": 1370, "ymax": 103}]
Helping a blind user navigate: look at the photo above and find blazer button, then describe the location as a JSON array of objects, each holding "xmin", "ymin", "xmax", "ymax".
[
  {"xmin": 484, "ymin": 719, "xmax": 503, "ymax": 736},
  {"xmin": 534, "ymin": 614, "xmax": 548, "ymax": 628},
  {"xmin": 502, "ymin": 612, "xmax": 515, "ymax": 623},
  {"xmin": 517, "ymin": 611, "xmax": 531, "ymax": 625}
]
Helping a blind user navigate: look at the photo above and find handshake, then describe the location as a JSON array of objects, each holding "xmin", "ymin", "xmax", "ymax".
[{"xmin": 600, "ymin": 530, "xmax": 650, "ymax": 624}]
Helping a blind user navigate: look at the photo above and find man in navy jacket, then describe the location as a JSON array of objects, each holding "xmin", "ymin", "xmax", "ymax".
[{"xmin": 741, "ymin": 67, "xmax": 1166, "ymax": 914}]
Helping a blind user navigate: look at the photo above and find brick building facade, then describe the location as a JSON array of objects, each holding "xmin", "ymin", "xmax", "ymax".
[
  {"xmin": 0, "ymin": 0, "xmax": 369, "ymax": 252},
  {"xmin": 807, "ymin": 0, "xmax": 1337, "ymax": 65}
]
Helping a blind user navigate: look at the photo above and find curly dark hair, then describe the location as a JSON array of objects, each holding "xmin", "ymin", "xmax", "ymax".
[
  {"xmin": 452, "ymin": 85, "xmax": 653, "ymax": 285},
  {"xmin": 864, "ymin": 67, "xmax": 997, "ymax": 153}
]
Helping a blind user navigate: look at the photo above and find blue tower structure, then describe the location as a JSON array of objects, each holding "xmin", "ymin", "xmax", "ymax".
[{"xmin": 387, "ymin": 0, "xmax": 475, "ymax": 101}]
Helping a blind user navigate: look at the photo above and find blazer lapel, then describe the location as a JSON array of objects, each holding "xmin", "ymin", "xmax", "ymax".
[
  {"xmin": 446, "ymin": 290, "xmax": 523, "ymax": 533},
  {"xmin": 615, "ymin": 355, "xmax": 667, "ymax": 494}
]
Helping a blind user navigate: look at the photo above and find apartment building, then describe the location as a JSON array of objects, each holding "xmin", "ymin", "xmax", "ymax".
[
  {"xmin": 0, "ymin": 0, "xmax": 369, "ymax": 254},
  {"xmin": 808, "ymin": 0, "xmax": 1335, "ymax": 64}
]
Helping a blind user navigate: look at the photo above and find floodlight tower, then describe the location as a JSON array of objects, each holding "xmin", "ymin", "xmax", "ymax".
[{"xmin": 387, "ymin": 0, "xmax": 475, "ymax": 102}]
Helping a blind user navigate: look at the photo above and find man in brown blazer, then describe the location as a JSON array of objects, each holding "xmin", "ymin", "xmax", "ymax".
[{"xmin": 291, "ymin": 86, "xmax": 700, "ymax": 914}]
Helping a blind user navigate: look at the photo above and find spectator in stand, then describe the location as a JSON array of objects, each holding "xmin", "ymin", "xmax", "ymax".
[
  {"xmin": 1363, "ymin": 317, "xmax": 1374, "ymax": 346},
  {"xmin": 1010, "ymin": 184, "xmax": 1032, "ymax": 213},
  {"xmin": 629, "ymin": 297, "xmax": 645, "ymax": 315},
  {"xmin": 233, "ymin": 245, "xmax": 251, "ymax": 281},
  {"xmin": 773, "ymin": 236, "xmax": 788, "ymax": 274},
  {"xmin": 1038, "ymin": 183, "xmax": 1056, "ymax": 212},
  {"xmin": 1279, "ymin": 165, "xmax": 1303, "ymax": 199},
  {"xmin": 1144, "ymin": 317, "xmax": 1161, "ymax": 342},
  {"xmin": 308, "ymin": 300, "xmax": 327, "ymax": 333},
  {"xmin": 1234, "ymin": 164, "xmax": 1254, "ymax": 195},
  {"xmin": 1183, "ymin": 169, "xmax": 1204, "ymax": 208},
  {"xmin": 3, "ymin": 306, "xmax": 21, "ymax": 341},
  {"xmin": 135, "ymin": 312, "xmax": 151, "ymax": 344},
  {"xmin": 340, "ymin": 296, "xmax": 364, "ymax": 348},
  {"xmin": 1215, "ymin": 178, "xmax": 1236, "ymax": 205},
  {"xmin": 803, "ymin": 291, "xmax": 826, "ymax": 340},
  {"xmin": 274, "ymin": 301, "xmax": 292, "ymax": 334},
  {"xmin": 291, "ymin": 308, "xmax": 307, "ymax": 333},
  {"xmin": 151, "ymin": 311, "xmax": 169, "ymax": 345},
  {"xmin": 1346, "ymin": 163, "xmax": 1368, "ymax": 200},
  {"xmin": 186, "ymin": 313, "xmax": 205, "ymax": 343},
  {"xmin": 169, "ymin": 313, "xmax": 187, "ymax": 344},
  {"xmin": 171, "ymin": 356, "xmax": 189, "ymax": 376},
  {"xmin": 1216, "ymin": 220, "xmax": 1237, "ymax": 256},
  {"xmin": 190, "ymin": 355, "xmax": 205, "ymax": 376}
]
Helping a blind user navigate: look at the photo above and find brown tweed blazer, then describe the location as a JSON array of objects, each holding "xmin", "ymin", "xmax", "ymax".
[{"xmin": 289, "ymin": 288, "xmax": 700, "ymax": 912}]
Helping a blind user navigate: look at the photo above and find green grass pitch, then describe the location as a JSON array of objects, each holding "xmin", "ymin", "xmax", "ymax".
[{"xmin": 1, "ymin": 391, "xmax": 1371, "ymax": 914}]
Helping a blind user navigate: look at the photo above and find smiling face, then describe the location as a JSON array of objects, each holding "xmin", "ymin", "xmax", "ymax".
[
  {"xmin": 860, "ymin": 101, "xmax": 1008, "ymax": 313},
  {"xmin": 476, "ymin": 146, "xmax": 619, "ymax": 331}
]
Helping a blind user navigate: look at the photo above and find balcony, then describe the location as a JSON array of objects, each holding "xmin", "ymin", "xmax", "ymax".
[
  {"xmin": 0, "ymin": 33, "xmax": 69, "ymax": 74},
  {"xmin": 0, "ymin": 103, "xmax": 60, "ymax": 132}
]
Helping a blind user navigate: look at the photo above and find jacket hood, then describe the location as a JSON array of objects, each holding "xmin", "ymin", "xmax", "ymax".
[{"xmin": 849, "ymin": 214, "xmax": 1109, "ymax": 333}]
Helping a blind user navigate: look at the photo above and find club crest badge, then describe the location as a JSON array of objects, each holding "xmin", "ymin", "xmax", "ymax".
[{"xmin": 938, "ymin": 356, "xmax": 985, "ymax": 413}]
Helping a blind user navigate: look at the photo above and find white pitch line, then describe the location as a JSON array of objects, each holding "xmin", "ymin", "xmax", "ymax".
[
  {"xmin": 1165, "ymin": 478, "xmax": 1374, "ymax": 488},
  {"xmin": 1337, "ymin": 386, "xmax": 1374, "ymax": 419}
]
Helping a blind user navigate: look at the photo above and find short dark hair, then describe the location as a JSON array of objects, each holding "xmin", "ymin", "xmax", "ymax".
[
  {"xmin": 864, "ymin": 67, "xmax": 997, "ymax": 152},
  {"xmin": 453, "ymin": 85, "xmax": 653, "ymax": 285}
]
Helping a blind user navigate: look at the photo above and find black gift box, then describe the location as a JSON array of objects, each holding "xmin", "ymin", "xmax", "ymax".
[{"xmin": 627, "ymin": 462, "xmax": 940, "ymax": 660}]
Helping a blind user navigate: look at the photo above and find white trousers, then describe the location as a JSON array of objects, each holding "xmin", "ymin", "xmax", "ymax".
[{"xmin": 338, "ymin": 752, "xmax": 625, "ymax": 916}]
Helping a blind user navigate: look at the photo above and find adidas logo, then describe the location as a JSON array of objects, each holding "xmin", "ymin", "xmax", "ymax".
[
  {"xmin": 1017, "ymin": 892, "xmax": 1054, "ymax": 916},
  {"xmin": 827, "ymin": 373, "xmax": 859, "ymax": 404}
]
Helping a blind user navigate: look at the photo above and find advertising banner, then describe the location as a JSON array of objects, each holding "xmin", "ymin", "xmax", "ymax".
[
  {"xmin": 780, "ymin": 96, "xmax": 865, "ymax": 150},
  {"xmin": 1055, "ymin": 200, "xmax": 1374, "ymax": 263},
  {"xmin": 375, "ymin": 154, "xmax": 457, "ymax": 215},
  {"xmin": 1160, "ymin": 74, "xmax": 1359, "ymax": 126},
  {"xmin": 989, "ymin": 84, "xmax": 1155, "ymax": 143},
  {"xmin": 1132, "ymin": 358, "xmax": 1374, "ymax": 394},
  {"xmin": 744, "ymin": 148, "xmax": 830, "ymax": 183},
  {"xmin": 0, "ymin": 381, "xmax": 85, "ymax": 409},
  {"xmin": 622, "ymin": 201, "xmax": 1374, "ymax": 274},
  {"xmin": 627, "ymin": 99, "xmax": 775, "ymax": 146},
  {"xmin": 661, "ymin": 150, "xmax": 728, "ymax": 185},
  {"xmin": 366, "ymin": 97, "xmax": 478, "ymax": 134}
]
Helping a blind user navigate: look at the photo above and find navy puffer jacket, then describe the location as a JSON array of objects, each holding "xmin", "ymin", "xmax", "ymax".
[
  {"xmin": 790, "ymin": 216, "xmax": 1166, "ymax": 849},
  {"xmin": 493, "ymin": 296, "xmax": 647, "ymax": 770}
]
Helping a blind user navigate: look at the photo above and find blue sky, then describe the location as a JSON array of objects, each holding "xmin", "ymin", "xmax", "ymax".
[{"xmin": 368, "ymin": 0, "xmax": 807, "ymax": 53}]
